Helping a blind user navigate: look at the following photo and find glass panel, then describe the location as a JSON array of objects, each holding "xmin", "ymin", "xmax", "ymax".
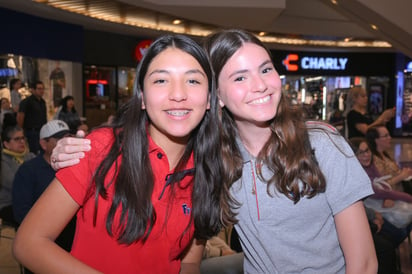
[
  {"xmin": 83, "ymin": 65, "xmax": 116, "ymax": 128},
  {"xmin": 118, "ymin": 67, "xmax": 136, "ymax": 108}
]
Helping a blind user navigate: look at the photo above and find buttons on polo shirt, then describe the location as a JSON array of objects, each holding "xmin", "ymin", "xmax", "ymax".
[{"xmin": 157, "ymin": 152, "xmax": 163, "ymax": 159}]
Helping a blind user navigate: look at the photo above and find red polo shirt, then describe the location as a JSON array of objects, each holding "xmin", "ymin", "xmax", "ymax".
[{"xmin": 56, "ymin": 128, "xmax": 195, "ymax": 274}]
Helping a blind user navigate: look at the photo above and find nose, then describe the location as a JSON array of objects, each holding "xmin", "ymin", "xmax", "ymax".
[
  {"xmin": 169, "ymin": 81, "xmax": 188, "ymax": 101},
  {"xmin": 251, "ymin": 73, "xmax": 267, "ymax": 93}
]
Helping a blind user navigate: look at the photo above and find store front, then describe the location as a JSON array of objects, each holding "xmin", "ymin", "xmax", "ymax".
[
  {"xmin": 82, "ymin": 31, "xmax": 151, "ymax": 127},
  {"xmin": 271, "ymin": 50, "xmax": 399, "ymax": 134},
  {"xmin": 393, "ymin": 57, "xmax": 412, "ymax": 136},
  {"xmin": 0, "ymin": 7, "xmax": 84, "ymax": 120}
]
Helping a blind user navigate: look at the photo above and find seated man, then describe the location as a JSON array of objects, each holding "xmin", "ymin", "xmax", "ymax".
[{"xmin": 12, "ymin": 120, "xmax": 76, "ymax": 253}]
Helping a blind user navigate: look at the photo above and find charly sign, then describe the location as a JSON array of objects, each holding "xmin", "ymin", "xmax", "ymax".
[{"xmin": 282, "ymin": 54, "xmax": 349, "ymax": 72}]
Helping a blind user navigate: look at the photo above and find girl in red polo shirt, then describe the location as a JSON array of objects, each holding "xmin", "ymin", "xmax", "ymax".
[{"xmin": 13, "ymin": 34, "xmax": 233, "ymax": 274}]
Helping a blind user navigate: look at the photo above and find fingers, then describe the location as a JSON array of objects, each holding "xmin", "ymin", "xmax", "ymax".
[
  {"xmin": 51, "ymin": 158, "xmax": 81, "ymax": 171},
  {"xmin": 51, "ymin": 136, "xmax": 91, "ymax": 171},
  {"xmin": 76, "ymin": 130, "xmax": 86, "ymax": 138}
]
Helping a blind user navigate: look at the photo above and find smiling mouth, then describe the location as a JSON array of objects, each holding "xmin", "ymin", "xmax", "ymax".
[
  {"xmin": 249, "ymin": 95, "xmax": 271, "ymax": 105},
  {"xmin": 166, "ymin": 110, "xmax": 190, "ymax": 117}
]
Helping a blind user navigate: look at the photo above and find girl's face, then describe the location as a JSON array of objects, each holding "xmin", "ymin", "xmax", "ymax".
[
  {"xmin": 142, "ymin": 47, "xmax": 210, "ymax": 144},
  {"xmin": 217, "ymin": 42, "xmax": 282, "ymax": 127},
  {"xmin": 4, "ymin": 130, "xmax": 26, "ymax": 153},
  {"xmin": 66, "ymin": 99, "xmax": 75, "ymax": 109},
  {"xmin": 356, "ymin": 141, "xmax": 372, "ymax": 166},
  {"xmin": 375, "ymin": 126, "xmax": 391, "ymax": 151}
]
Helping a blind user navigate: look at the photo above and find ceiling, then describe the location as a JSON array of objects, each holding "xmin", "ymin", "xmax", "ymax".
[{"xmin": 2, "ymin": 0, "xmax": 412, "ymax": 57}]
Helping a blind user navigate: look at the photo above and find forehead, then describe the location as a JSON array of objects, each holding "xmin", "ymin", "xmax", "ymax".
[
  {"xmin": 11, "ymin": 130, "xmax": 24, "ymax": 136},
  {"xmin": 377, "ymin": 127, "xmax": 388, "ymax": 133},
  {"xmin": 359, "ymin": 141, "xmax": 368, "ymax": 148},
  {"xmin": 224, "ymin": 42, "xmax": 270, "ymax": 69}
]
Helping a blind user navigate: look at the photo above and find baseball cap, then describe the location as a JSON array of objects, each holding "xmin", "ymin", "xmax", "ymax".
[{"xmin": 40, "ymin": 120, "xmax": 70, "ymax": 139}]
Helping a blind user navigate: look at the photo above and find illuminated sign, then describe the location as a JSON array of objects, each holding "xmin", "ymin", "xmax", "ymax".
[
  {"xmin": 282, "ymin": 54, "xmax": 348, "ymax": 72},
  {"xmin": 406, "ymin": 61, "xmax": 412, "ymax": 72},
  {"xmin": 134, "ymin": 40, "xmax": 153, "ymax": 61},
  {"xmin": 0, "ymin": 68, "xmax": 18, "ymax": 77}
]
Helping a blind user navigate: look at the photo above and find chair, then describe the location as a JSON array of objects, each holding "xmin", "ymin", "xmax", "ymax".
[{"xmin": 0, "ymin": 218, "xmax": 25, "ymax": 274}]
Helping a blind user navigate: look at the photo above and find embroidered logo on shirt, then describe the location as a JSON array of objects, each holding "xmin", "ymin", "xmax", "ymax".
[{"xmin": 182, "ymin": 204, "xmax": 191, "ymax": 215}]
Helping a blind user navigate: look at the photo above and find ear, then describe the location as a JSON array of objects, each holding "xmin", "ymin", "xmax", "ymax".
[
  {"xmin": 141, "ymin": 92, "xmax": 146, "ymax": 110},
  {"xmin": 39, "ymin": 139, "xmax": 48, "ymax": 151},
  {"xmin": 216, "ymin": 88, "xmax": 225, "ymax": 107},
  {"xmin": 3, "ymin": 141, "xmax": 9, "ymax": 150},
  {"xmin": 218, "ymin": 98, "xmax": 225, "ymax": 108}
]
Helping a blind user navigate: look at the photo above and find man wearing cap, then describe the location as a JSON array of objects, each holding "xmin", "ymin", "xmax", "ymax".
[{"xmin": 12, "ymin": 120, "xmax": 76, "ymax": 255}]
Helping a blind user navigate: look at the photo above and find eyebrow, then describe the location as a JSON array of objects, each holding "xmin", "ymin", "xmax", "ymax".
[
  {"xmin": 148, "ymin": 69, "xmax": 206, "ymax": 78},
  {"xmin": 228, "ymin": 59, "xmax": 272, "ymax": 78}
]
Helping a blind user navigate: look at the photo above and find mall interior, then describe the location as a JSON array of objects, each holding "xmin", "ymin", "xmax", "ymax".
[{"xmin": 1, "ymin": 0, "xmax": 412, "ymax": 273}]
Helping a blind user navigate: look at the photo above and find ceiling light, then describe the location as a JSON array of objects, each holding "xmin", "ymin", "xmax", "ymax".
[
  {"xmin": 172, "ymin": 19, "xmax": 182, "ymax": 25},
  {"xmin": 258, "ymin": 32, "xmax": 266, "ymax": 36},
  {"xmin": 331, "ymin": 0, "xmax": 338, "ymax": 5},
  {"xmin": 370, "ymin": 24, "xmax": 378, "ymax": 30}
]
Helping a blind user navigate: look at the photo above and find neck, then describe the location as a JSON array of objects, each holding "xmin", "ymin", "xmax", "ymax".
[
  {"xmin": 150, "ymin": 131, "xmax": 188, "ymax": 170},
  {"xmin": 43, "ymin": 152, "xmax": 51, "ymax": 165},
  {"xmin": 352, "ymin": 105, "xmax": 366, "ymax": 114},
  {"xmin": 236, "ymin": 122, "xmax": 271, "ymax": 157}
]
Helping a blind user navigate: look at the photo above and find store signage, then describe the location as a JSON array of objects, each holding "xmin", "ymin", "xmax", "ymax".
[
  {"xmin": 406, "ymin": 61, "xmax": 412, "ymax": 72},
  {"xmin": 0, "ymin": 68, "xmax": 18, "ymax": 77},
  {"xmin": 282, "ymin": 54, "xmax": 348, "ymax": 72},
  {"xmin": 134, "ymin": 40, "xmax": 153, "ymax": 61}
]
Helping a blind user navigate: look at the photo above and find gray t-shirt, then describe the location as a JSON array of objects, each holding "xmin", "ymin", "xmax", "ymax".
[{"xmin": 231, "ymin": 122, "xmax": 373, "ymax": 274}]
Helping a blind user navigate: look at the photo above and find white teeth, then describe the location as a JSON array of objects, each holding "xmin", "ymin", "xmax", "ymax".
[
  {"xmin": 166, "ymin": 110, "xmax": 189, "ymax": 116},
  {"xmin": 250, "ymin": 95, "xmax": 270, "ymax": 105}
]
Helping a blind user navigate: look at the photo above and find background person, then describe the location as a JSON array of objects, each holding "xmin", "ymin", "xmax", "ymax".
[
  {"xmin": 57, "ymin": 95, "xmax": 81, "ymax": 135},
  {"xmin": 345, "ymin": 86, "xmax": 395, "ymax": 139},
  {"xmin": 17, "ymin": 81, "xmax": 47, "ymax": 154},
  {"xmin": 12, "ymin": 120, "xmax": 75, "ymax": 274},
  {"xmin": 366, "ymin": 125, "xmax": 412, "ymax": 192},
  {"xmin": 9, "ymin": 78, "xmax": 22, "ymax": 113},
  {"xmin": 0, "ymin": 126, "xmax": 35, "ymax": 226}
]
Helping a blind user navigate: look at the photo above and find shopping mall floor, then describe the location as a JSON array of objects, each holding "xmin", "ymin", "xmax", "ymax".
[{"xmin": 1, "ymin": 138, "xmax": 411, "ymax": 274}]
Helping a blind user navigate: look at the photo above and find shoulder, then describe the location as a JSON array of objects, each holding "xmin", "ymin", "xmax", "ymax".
[
  {"xmin": 87, "ymin": 127, "xmax": 116, "ymax": 152},
  {"xmin": 306, "ymin": 121, "xmax": 352, "ymax": 156},
  {"xmin": 306, "ymin": 120, "xmax": 338, "ymax": 132}
]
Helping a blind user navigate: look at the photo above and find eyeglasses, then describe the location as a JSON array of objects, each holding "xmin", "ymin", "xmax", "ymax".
[
  {"xmin": 378, "ymin": 133, "xmax": 390, "ymax": 139},
  {"xmin": 356, "ymin": 148, "xmax": 370, "ymax": 156},
  {"xmin": 11, "ymin": 136, "xmax": 26, "ymax": 142}
]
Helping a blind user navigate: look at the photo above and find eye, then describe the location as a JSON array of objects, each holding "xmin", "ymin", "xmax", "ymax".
[
  {"xmin": 262, "ymin": 67, "xmax": 274, "ymax": 74},
  {"xmin": 234, "ymin": 76, "xmax": 246, "ymax": 82},
  {"xmin": 188, "ymin": 79, "xmax": 201, "ymax": 85},
  {"xmin": 153, "ymin": 79, "xmax": 166, "ymax": 84}
]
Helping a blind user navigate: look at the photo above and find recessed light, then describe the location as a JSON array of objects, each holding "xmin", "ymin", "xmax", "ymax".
[
  {"xmin": 370, "ymin": 24, "xmax": 378, "ymax": 30},
  {"xmin": 172, "ymin": 19, "xmax": 182, "ymax": 25}
]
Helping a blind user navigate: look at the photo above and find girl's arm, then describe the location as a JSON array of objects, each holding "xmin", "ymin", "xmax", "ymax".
[
  {"xmin": 334, "ymin": 201, "xmax": 378, "ymax": 274},
  {"xmin": 180, "ymin": 238, "xmax": 206, "ymax": 274},
  {"xmin": 13, "ymin": 179, "xmax": 101, "ymax": 274}
]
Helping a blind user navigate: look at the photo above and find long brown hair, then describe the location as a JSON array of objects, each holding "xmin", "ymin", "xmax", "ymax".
[{"xmin": 204, "ymin": 29, "xmax": 326, "ymax": 204}]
